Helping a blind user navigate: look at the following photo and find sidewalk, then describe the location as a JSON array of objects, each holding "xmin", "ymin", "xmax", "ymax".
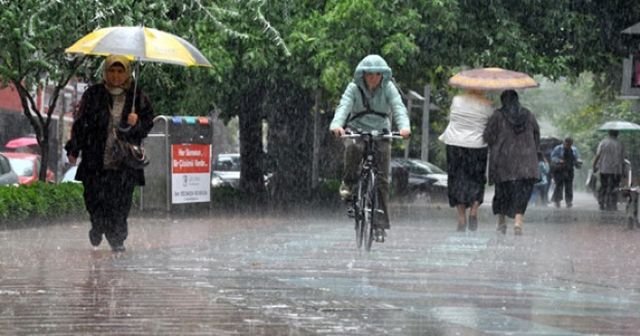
[{"xmin": 392, "ymin": 189, "xmax": 629, "ymax": 226}]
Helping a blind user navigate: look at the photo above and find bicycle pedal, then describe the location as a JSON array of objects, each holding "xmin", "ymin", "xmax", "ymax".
[
  {"xmin": 346, "ymin": 207, "xmax": 355, "ymax": 218},
  {"xmin": 374, "ymin": 229, "xmax": 386, "ymax": 242}
]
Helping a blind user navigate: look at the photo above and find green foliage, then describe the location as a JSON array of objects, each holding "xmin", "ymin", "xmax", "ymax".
[{"xmin": 0, "ymin": 182, "xmax": 85, "ymax": 223}]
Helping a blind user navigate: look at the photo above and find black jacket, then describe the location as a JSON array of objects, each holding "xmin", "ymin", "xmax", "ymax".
[{"xmin": 65, "ymin": 82, "xmax": 154, "ymax": 185}]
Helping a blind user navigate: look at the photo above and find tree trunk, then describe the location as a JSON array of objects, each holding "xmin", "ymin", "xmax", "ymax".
[
  {"xmin": 266, "ymin": 82, "xmax": 314, "ymax": 204},
  {"xmin": 238, "ymin": 93, "xmax": 266, "ymax": 195}
]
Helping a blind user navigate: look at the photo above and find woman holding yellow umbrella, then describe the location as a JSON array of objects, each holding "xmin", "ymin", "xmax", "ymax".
[
  {"xmin": 65, "ymin": 55, "xmax": 154, "ymax": 252},
  {"xmin": 64, "ymin": 26, "xmax": 211, "ymax": 252}
]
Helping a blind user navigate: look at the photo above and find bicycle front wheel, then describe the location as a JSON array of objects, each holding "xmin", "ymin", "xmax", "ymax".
[
  {"xmin": 362, "ymin": 171, "xmax": 377, "ymax": 251},
  {"xmin": 355, "ymin": 177, "xmax": 367, "ymax": 249}
]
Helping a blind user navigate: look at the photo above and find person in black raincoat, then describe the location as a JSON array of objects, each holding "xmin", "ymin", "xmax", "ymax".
[
  {"xmin": 65, "ymin": 55, "xmax": 154, "ymax": 252},
  {"xmin": 483, "ymin": 90, "xmax": 540, "ymax": 235}
]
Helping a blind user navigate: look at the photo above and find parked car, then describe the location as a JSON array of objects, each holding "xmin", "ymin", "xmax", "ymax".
[
  {"xmin": 391, "ymin": 157, "xmax": 448, "ymax": 202},
  {"xmin": 0, "ymin": 153, "xmax": 19, "ymax": 186},
  {"xmin": 1, "ymin": 152, "xmax": 55, "ymax": 185},
  {"xmin": 211, "ymin": 153, "xmax": 241, "ymax": 188}
]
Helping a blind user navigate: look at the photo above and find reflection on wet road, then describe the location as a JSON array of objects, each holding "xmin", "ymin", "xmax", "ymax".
[{"xmin": 1, "ymin": 196, "xmax": 639, "ymax": 335}]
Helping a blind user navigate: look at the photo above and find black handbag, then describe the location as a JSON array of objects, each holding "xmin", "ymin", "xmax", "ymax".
[{"xmin": 112, "ymin": 131, "xmax": 149, "ymax": 169}]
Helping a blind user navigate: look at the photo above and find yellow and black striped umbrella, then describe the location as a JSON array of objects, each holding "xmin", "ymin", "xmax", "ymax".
[
  {"xmin": 65, "ymin": 26, "xmax": 211, "ymax": 67},
  {"xmin": 448, "ymin": 67, "xmax": 538, "ymax": 91}
]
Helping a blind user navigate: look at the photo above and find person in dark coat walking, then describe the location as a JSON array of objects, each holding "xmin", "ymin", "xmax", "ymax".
[
  {"xmin": 483, "ymin": 90, "xmax": 540, "ymax": 235},
  {"xmin": 550, "ymin": 137, "xmax": 582, "ymax": 208},
  {"xmin": 65, "ymin": 55, "xmax": 154, "ymax": 252}
]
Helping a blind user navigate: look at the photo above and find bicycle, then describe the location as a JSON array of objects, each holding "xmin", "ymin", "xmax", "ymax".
[{"xmin": 341, "ymin": 129, "xmax": 402, "ymax": 251}]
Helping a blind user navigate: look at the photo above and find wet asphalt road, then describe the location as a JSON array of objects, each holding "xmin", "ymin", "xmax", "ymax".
[{"xmin": 1, "ymin": 192, "xmax": 639, "ymax": 335}]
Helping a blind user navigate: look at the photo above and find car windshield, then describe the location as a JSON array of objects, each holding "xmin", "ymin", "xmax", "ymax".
[
  {"xmin": 8, "ymin": 158, "xmax": 34, "ymax": 177},
  {"xmin": 213, "ymin": 155, "xmax": 241, "ymax": 171},
  {"xmin": 401, "ymin": 159, "xmax": 446, "ymax": 175}
]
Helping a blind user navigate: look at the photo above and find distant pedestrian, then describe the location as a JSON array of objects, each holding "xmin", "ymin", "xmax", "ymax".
[
  {"xmin": 550, "ymin": 137, "xmax": 582, "ymax": 208},
  {"xmin": 483, "ymin": 90, "xmax": 540, "ymax": 235},
  {"xmin": 438, "ymin": 88, "xmax": 493, "ymax": 232},
  {"xmin": 530, "ymin": 151, "xmax": 550, "ymax": 206},
  {"xmin": 592, "ymin": 130, "xmax": 625, "ymax": 211},
  {"xmin": 65, "ymin": 55, "xmax": 155, "ymax": 252}
]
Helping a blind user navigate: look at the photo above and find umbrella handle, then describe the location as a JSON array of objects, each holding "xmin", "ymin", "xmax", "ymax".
[{"xmin": 131, "ymin": 61, "xmax": 140, "ymax": 115}]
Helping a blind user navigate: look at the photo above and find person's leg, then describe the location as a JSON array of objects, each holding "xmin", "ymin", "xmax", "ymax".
[
  {"xmin": 103, "ymin": 171, "xmax": 135, "ymax": 251},
  {"xmin": 374, "ymin": 141, "xmax": 391, "ymax": 231},
  {"xmin": 609, "ymin": 174, "xmax": 622, "ymax": 210},
  {"xmin": 468, "ymin": 201, "xmax": 480, "ymax": 231},
  {"xmin": 514, "ymin": 213, "xmax": 524, "ymax": 235},
  {"xmin": 598, "ymin": 174, "xmax": 611, "ymax": 210},
  {"xmin": 493, "ymin": 182, "xmax": 507, "ymax": 234},
  {"xmin": 82, "ymin": 175, "xmax": 106, "ymax": 247},
  {"xmin": 456, "ymin": 204, "xmax": 467, "ymax": 231},
  {"xmin": 340, "ymin": 140, "xmax": 363, "ymax": 200},
  {"xmin": 551, "ymin": 174, "xmax": 564, "ymax": 207},
  {"xmin": 497, "ymin": 214, "xmax": 507, "ymax": 234},
  {"xmin": 565, "ymin": 173, "xmax": 574, "ymax": 207},
  {"xmin": 601, "ymin": 174, "xmax": 614, "ymax": 210}
]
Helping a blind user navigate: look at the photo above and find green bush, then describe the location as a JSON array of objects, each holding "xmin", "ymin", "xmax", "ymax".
[{"xmin": 0, "ymin": 182, "xmax": 85, "ymax": 223}]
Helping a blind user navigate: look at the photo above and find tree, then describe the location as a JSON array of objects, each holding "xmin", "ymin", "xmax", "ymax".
[{"xmin": 0, "ymin": 1, "xmax": 103, "ymax": 180}]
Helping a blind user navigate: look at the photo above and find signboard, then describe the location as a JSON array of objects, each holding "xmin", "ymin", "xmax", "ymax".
[{"xmin": 171, "ymin": 143, "xmax": 211, "ymax": 204}]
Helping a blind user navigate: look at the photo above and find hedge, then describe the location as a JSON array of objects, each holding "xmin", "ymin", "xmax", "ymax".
[
  {"xmin": 0, "ymin": 182, "xmax": 86, "ymax": 223},
  {"xmin": 0, "ymin": 179, "xmax": 344, "ymax": 224}
]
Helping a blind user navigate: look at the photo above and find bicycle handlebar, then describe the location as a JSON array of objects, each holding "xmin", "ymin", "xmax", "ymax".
[{"xmin": 340, "ymin": 130, "xmax": 404, "ymax": 140}]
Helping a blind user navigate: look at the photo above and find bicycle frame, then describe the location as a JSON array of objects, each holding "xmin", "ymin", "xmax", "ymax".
[{"xmin": 342, "ymin": 130, "xmax": 402, "ymax": 251}]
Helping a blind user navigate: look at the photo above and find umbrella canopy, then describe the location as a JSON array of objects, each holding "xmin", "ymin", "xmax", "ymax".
[
  {"xmin": 448, "ymin": 67, "xmax": 539, "ymax": 91},
  {"xmin": 65, "ymin": 26, "xmax": 211, "ymax": 67},
  {"xmin": 5, "ymin": 137, "xmax": 38, "ymax": 149},
  {"xmin": 598, "ymin": 120, "xmax": 640, "ymax": 131}
]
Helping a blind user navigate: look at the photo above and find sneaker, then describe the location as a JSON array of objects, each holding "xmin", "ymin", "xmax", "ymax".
[
  {"xmin": 339, "ymin": 182, "xmax": 352, "ymax": 200},
  {"xmin": 89, "ymin": 230, "xmax": 102, "ymax": 247},
  {"xmin": 566, "ymin": 203, "xmax": 572, "ymax": 208},
  {"xmin": 374, "ymin": 228, "xmax": 386, "ymax": 242}
]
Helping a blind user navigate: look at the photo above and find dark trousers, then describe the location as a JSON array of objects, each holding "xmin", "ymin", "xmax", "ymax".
[
  {"xmin": 343, "ymin": 139, "xmax": 391, "ymax": 229},
  {"xmin": 83, "ymin": 170, "xmax": 136, "ymax": 246},
  {"xmin": 598, "ymin": 173, "xmax": 622, "ymax": 210},
  {"xmin": 552, "ymin": 171, "xmax": 574, "ymax": 205}
]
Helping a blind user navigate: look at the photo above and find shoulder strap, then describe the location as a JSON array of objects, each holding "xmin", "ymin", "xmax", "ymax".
[{"xmin": 346, "ymin": 86, "xmax": 388, "ymax": 124}]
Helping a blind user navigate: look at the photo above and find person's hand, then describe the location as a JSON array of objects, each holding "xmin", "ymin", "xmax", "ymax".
[
  {"xmin": 127, "ymin": 112, "xmax": 138, "ymax": 126},
  {"xmin": 399, "ymin": 128, "xmax": 411, "ymax": 139},
  {"xmin": 67, "ymin": 155, "xmax": 77, "ymax": 165},
  {"xmin": 331, "ymin": 127, "xmax": 345, "ymax": 138}
]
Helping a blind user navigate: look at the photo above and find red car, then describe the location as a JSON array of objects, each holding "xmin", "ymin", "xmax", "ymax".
[{"xmin": 0, "ymin": 152, "xmax": 55, "ymax": 185}]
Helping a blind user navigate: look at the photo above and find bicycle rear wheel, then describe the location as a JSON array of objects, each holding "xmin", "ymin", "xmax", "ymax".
[{"xmin": 362, "ymin": 172, "xmax": 377, "ymax": 251}]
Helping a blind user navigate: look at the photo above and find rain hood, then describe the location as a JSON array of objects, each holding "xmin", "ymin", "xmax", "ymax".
[{"xmin": 330, "ymin": 54, "xmax": 409, "ymax": 132}]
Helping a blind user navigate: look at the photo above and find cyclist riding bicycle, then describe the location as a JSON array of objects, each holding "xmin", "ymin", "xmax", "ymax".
[{"xmin": 329, "ymin": 54, "xmax": 411, "ymax": 241}]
